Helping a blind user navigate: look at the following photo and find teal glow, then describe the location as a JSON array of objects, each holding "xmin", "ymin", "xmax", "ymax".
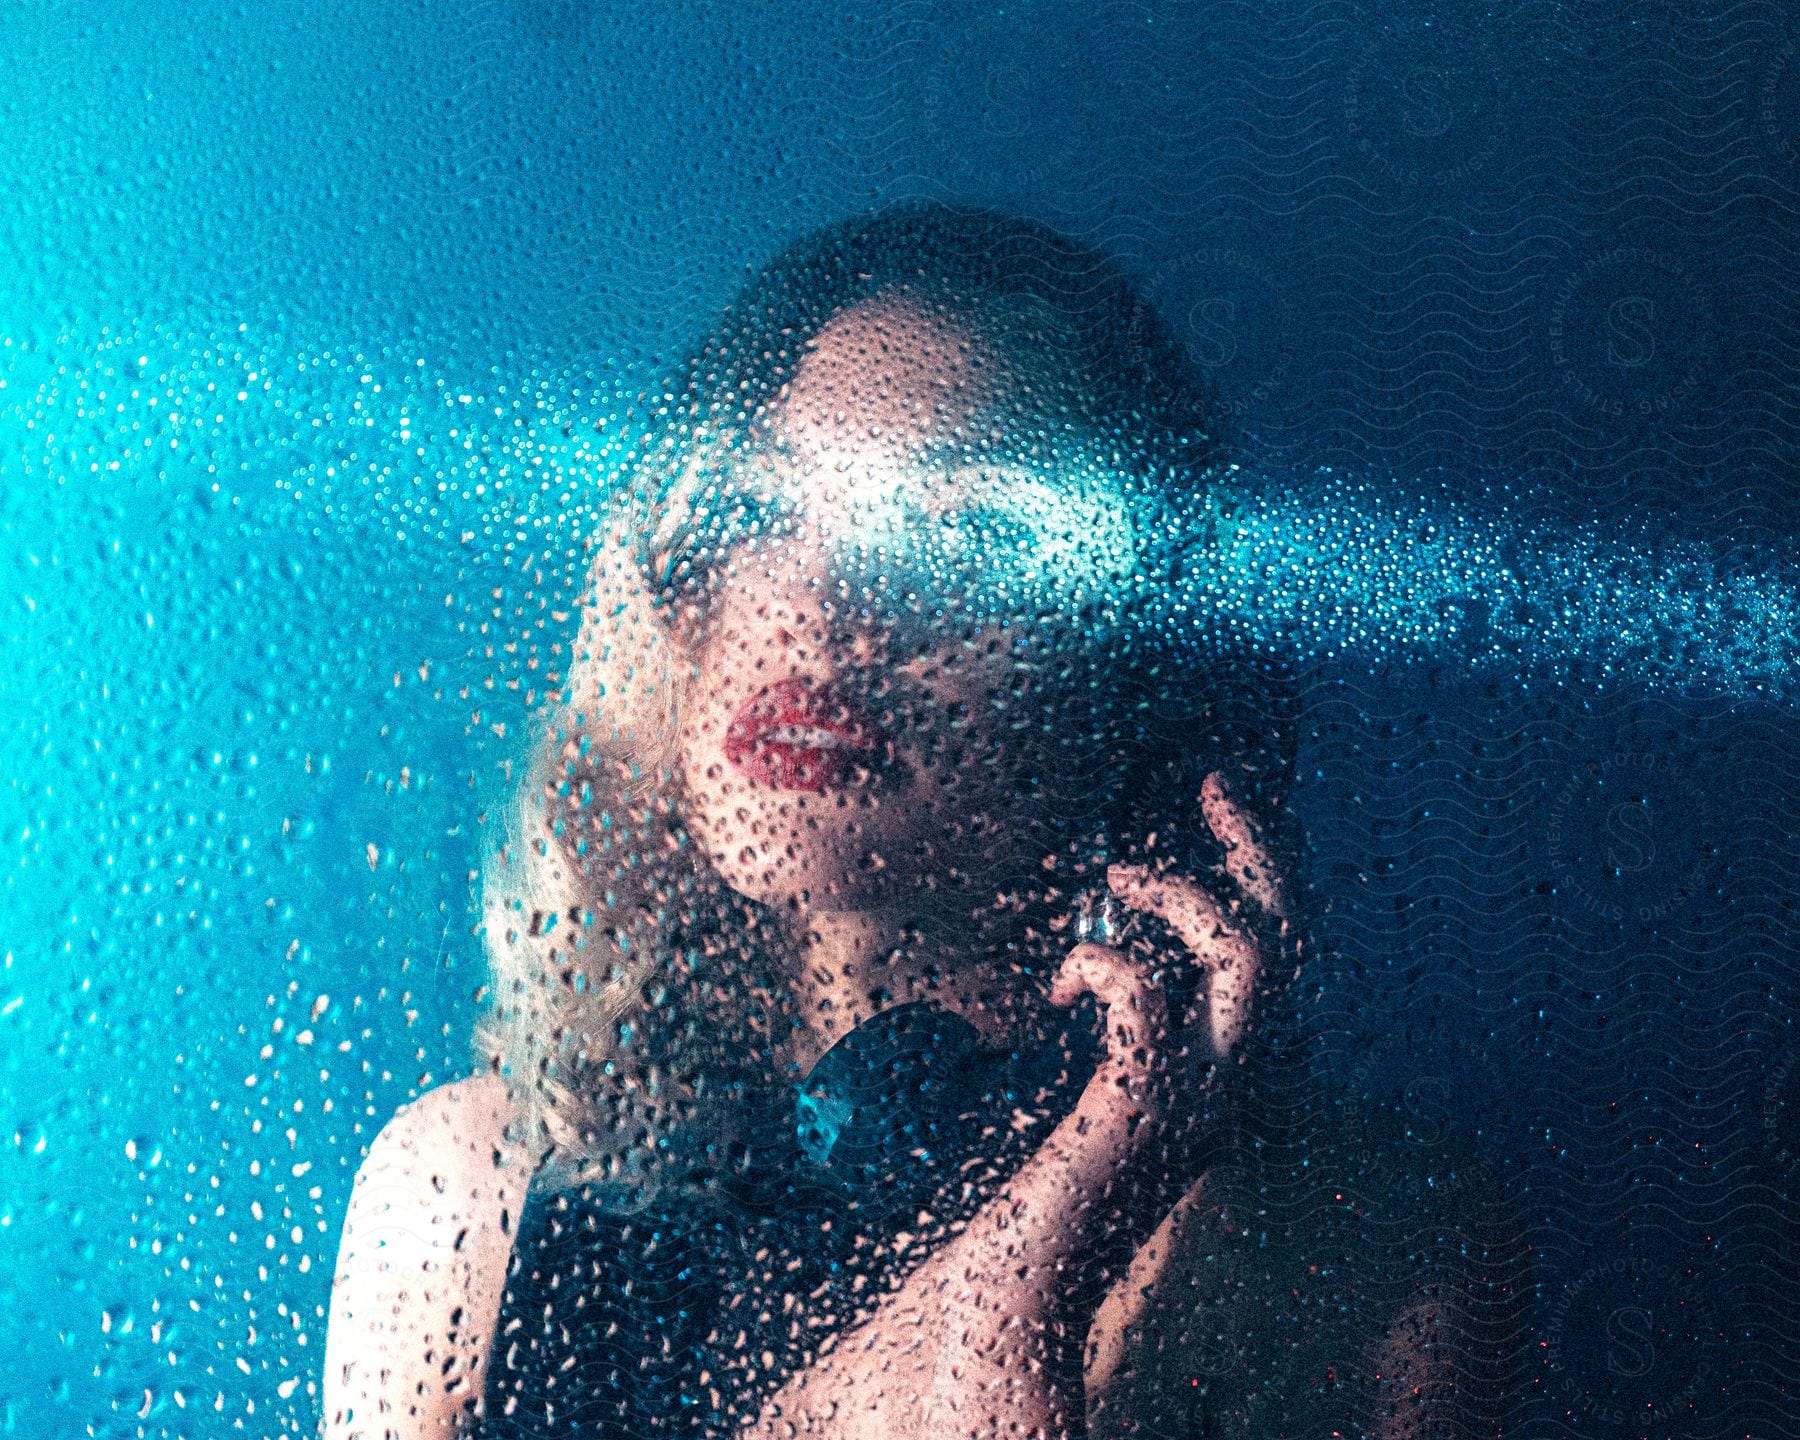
[
  {"xmin": 1161, "ymin": 470, "xmax": 1800, "ymax": 704},
  {"xmin": 9, "ymin": 321, "xmax": 1796, "ymax": 712}
]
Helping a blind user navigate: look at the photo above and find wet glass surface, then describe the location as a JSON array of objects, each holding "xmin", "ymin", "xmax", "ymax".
[{"xmin": 2, "ymin": 5, "xmax": 1798, "ymax": 1437}]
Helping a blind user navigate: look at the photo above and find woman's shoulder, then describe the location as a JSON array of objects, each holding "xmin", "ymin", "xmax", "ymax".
[
  {"xmin": 324, "ymin": 1077, "xmax": 536, "ymax": 1440},
  {"xmin": 1086, "ymin": 1081, "xmax": 1529, "ymax": 1439},
  {"xmin": 351, "ymin": 1074, "xmax": 532, "ymax": 1210},
  {"xmin": 386, "ymin": 1071, "xmax": 515, "ymax": 1134}
]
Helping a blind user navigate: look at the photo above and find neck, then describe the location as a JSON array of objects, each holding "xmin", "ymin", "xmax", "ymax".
[{"xmin": 775, "ymin": 899, "xmax": 1025, "ymax": 1075}]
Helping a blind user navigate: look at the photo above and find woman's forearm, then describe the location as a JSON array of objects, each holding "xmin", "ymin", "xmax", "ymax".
[{"xmin": 906, "ymin": 948, "xmax": 1177, "ymax": 1439}]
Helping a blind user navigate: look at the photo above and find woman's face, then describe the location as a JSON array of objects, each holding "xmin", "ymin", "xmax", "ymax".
[{"xmin": 673, "ymin": 297, "xmax": 1119, "ymax": 914}]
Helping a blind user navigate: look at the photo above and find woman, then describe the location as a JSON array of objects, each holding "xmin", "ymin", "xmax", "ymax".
[{"xmin": 322, "ymin": 207, "xmax": 1523, "ymax": 1439}]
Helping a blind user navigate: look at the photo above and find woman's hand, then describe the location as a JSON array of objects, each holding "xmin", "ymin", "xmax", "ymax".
[
  {"xmin": 747, "ymin": 771, "xmax": 1292, "ymax": 1440},
  {"xmin": 1109, "ymin": 767, "xmax": 1293, "ymax": 1063}
]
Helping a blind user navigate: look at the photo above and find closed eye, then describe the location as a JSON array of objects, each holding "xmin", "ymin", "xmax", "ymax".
[{"xmin": 652, "ymin": 485, "xmax": 792, "ymax": 589}]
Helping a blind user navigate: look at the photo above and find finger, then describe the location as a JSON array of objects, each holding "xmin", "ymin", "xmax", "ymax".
[
  {"xmin": 980, "ymin": 944, "xmax": 1170, "ymax": 1261},
  {"xmin": 1199, "ymin": 770, "xmax": 1289, "ymax": 921},
  {"xmin": 1201, "ymin": 945, "xmax": 1256, "ymax": 1057},
  {"xmin": 1049, "ymin": 941, "xmax": 1169, "ymax": 1066},
  {"xmin": 1106, "ymin": 864, "xmax": 1257, "ymax": 978},
  {"xmin": 1106, "ymin": 865, "xmax": 1259, "ymax": 1059}
]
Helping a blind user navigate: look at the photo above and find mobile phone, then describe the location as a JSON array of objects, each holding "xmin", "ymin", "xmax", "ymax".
[{"xmin": 1073, "ymin": 887, "xmax": 1140, "ymax": 947}]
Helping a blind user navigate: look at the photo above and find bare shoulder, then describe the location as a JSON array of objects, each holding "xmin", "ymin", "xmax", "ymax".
[
  {"xmin": 332, "ymin": 1071, "xmax": 534, "ymax": 1306},
  {"xmin": 1088, "ymin": 1087, "xmax": 1529, "ymax": 1440},
  {"xmin": 338, "ymin": 1073, "xmax": 531, "ymax": 1248},
  {"xmin": 322, "ymin": 1076, "xmax": 536, "ymax": 1440},
  {"xmin": 371, "ymin": 1073, "xmax": 527, "ymax": 1176}
]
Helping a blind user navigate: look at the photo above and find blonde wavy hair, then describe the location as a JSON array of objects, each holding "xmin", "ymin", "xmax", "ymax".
[{"xmin": 471, "ymin": 426, "xmax": 767, "ymax": 1199}]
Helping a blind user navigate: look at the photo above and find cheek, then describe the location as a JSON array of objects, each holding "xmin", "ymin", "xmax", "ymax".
[
  {"xmin": 970, "ymin": 695, "xmax": 1117, "ymax": 803},
  {"xmin": 676, "ymin": 705, "xmax": 739, "ymax": 830}
]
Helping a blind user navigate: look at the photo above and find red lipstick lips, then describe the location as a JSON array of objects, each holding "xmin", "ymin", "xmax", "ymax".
[{"xmin": 723, "ymin": 677, "xmax": 886, "ymax": 792}]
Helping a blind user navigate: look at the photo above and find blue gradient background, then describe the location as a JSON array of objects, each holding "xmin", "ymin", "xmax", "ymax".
[{"xmin": 4, "ymin": 2, "xmax": 1800, "ymax": 1434}]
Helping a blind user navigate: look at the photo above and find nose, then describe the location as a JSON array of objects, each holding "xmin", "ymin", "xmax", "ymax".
[
  {"xmin": 847, "ymin": 629, "xmax": 882, "ymax": 668},
  {"xmin": 755, "ymin": 608, "xmax": 861, "ymax": 681}
]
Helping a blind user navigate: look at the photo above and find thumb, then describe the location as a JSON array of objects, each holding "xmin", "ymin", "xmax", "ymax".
[{"xmin": 1050, "ymin": 942, "xmax": 1169, "ymax": 1076}]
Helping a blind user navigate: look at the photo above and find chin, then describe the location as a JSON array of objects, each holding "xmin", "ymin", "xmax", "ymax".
[
  {"xmin": 708, "ymin": 841, "xmax": 901, "ymax": 912},
  {"xmin": 703, "ymin": 819, "xmax": 976, "ymax": 913}
]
